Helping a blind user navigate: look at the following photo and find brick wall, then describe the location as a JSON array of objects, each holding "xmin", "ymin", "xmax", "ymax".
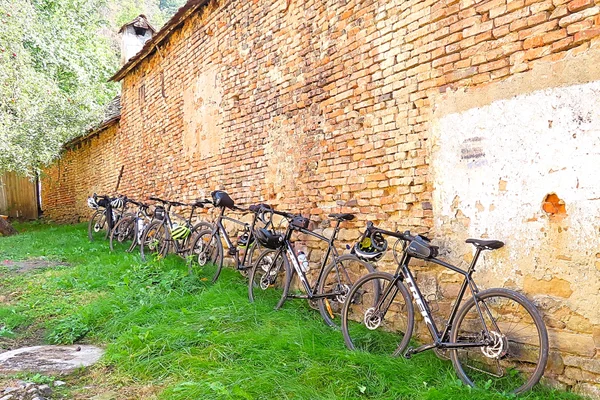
[
  {"xmin": 42, "ymin": 123, "xmax": 121, "ymax": 222},
  {"xmin": 42, "ymin": 0, "xmax": 600, "ymax": 395}
]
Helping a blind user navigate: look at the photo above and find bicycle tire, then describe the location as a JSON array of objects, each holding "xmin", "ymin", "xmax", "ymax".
[
  {"xmin": 188, "ymin": 229, "xmax": 223, "ymax": 280},
  {"xmin": 341, "ymin": 271, "xmax": 414, "ymax": 356},
  {"xmin": 88, "ymin": 210, "xmax": 107, "ymax": 242},
  {"xmin": 450, "ymin": 288, "xmax": 548, "ymax": 394},
  {"xmin": 316, "ymin": 254, "xmax": 376, "ymax": 328},
  {"xmin": 109, "ymin": 216, "xmax": 135, "ymax": 252},
  {"xmin": 183, "ymin": 221, "xmax": 214, "ymax": 257},
  {"xmin": 248, "ymin": 248, "xmax": 290, "ymax": 310},
  {"xmin": 140, "ymin": 220, "xmax": 169, "ymax": 262}
]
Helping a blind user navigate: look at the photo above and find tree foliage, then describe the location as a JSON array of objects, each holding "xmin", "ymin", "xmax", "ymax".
[{"xmin": 0, "ymin": 0, "xmax": 185, "ymax": 176}]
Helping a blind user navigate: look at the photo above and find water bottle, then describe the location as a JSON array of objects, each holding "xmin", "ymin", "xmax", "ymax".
[
  {"xmin": 298, "ymin": 251, "xmax": 309, "ymax": 273},
  {"xmin": 137, "ymin": 219, "xmax": 144, "ymax": 242}
]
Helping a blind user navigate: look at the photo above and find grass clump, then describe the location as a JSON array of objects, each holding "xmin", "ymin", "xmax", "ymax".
[{"xmin": 0, "ymin": 223, "xmax": 585, "ymax": 399}]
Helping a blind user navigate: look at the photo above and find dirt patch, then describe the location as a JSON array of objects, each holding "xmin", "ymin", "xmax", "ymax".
[{"xmin": 0, "ymin": 259, "xmax": 70, "ymax": 274}]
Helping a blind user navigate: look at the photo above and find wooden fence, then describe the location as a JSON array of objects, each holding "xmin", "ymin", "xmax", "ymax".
[{"xmin": 0, "ymin": 172, "xmax": 39, "ymax": 219}]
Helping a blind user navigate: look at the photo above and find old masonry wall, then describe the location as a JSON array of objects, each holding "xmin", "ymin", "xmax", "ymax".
[{"xmin": 42, "ymin": 0, "xmax": 600, "ymax": 395}]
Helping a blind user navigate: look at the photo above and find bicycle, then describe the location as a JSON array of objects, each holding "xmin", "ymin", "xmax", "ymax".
[
  {"xmin": 341, "ymin": 224, "xmax": 548, "ymax": 394},
  {"xmin": 189, "ymin": 191, "xmax": 273, "ymax": 283},
  {"xmin": 109, "ymin": 198, "xmax": 153, "ymax": 253},
  {"xmin": 139, "ymin": 197, "xmax": 212, "ymax": 261},
  {"xmin": 248, "ymin": 210, "xmax": 375, "ymax": 328},
  {"xmin": 87, "ymin": 193, "xmax": 128, "ymax": 241}
]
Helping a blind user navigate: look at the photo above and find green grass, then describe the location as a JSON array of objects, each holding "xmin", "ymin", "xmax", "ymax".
[{"xmin": 0, "ymin": 223, "xmax": 583, "ymax": 399}]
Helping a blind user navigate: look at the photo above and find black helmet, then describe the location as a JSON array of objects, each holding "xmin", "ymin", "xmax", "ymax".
[
  {"xmin": 352, "ymin": 231, "xmax": 387, "ymax": 262},
  {"xmin": 254, "ymin": 228, "xmax": 283, "ymax": 250},
  {"xmin": 237, "ymin": 232, "xmax": 255, "ymax": 249}
]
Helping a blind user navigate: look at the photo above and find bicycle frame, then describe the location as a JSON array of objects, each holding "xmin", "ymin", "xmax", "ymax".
[
  {"xmin": 368, "ymin": 228, "xmax": 495, "ymax": 355},
  {"xmin": 210, "ymin": 206, "xmax": 268, "ymax": 270},
  {"xmin": 162, "ymin": 203, "xmax": 199, "ymax": 252},
  {"xmin": 280, "ymin": 220, "xmax": 345, "ymax": 300}
]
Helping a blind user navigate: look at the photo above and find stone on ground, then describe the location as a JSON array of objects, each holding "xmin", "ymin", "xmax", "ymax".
[{"xmin": 0, "ymin": 345, "xmax": 103, "ymax": 375}]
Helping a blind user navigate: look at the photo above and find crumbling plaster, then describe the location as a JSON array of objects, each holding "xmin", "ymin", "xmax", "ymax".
[{"xmin": 430, "ymin": 49, "xmax": 600, "ymax": 330}]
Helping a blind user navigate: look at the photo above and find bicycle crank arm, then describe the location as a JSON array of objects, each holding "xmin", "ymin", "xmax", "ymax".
[
  {"xmin": 287, "ymin": 294, "xmax": 310, "ymax": 299},
  {"xmin": 403, "ymin": 343, "xmax": 436, "ymax": 359}
]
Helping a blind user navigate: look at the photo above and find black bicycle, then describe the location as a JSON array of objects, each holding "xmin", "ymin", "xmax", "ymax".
[
  {"xmin": 139, "ymin": 197, "xmax": 212, "ymax": 261},
  {"xmin": 189, "ymin": 191, "xmax": 273, "ymax": 282},
  {"xmin": 341, "ymin": 224, "xmax": 548, "ymax": 394},
  {"xmin": 109, "ymin": 198, "xmax": 153, "ymax": 253},
  {"xmin": 87, "ymin": 193, "xmax": 127, "ymax": 241},
  {"xmin": 248, "ymin": 210, "xmax": 375, "ymax": 328}
]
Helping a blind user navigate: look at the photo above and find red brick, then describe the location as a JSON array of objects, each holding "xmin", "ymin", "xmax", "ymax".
[
  {"xmin": 567, "ymin": 0, "xmax": 595, "ymax": 12},
  {"xmin": 574, "ymin": 27, "xmax": 600, "ymax": 42}
]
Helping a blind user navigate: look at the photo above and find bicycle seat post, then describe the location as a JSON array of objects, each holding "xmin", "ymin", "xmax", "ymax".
[{"xmin": 467, "ymin": 246, "xmax": 483, "ymax": 274}]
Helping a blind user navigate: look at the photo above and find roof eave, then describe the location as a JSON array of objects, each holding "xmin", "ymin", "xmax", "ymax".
[
  {"xmin": 109, "ymin": 0, "xmax": 210, "ymax": 83},
  {"xmin": 64, "ymin": 116, "xmax": 120, "ymax": 149}
]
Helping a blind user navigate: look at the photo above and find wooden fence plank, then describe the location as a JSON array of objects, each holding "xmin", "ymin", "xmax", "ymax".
[{"xmin": 0, "ymin": 172, "xmax": 38, "ymax": 219}]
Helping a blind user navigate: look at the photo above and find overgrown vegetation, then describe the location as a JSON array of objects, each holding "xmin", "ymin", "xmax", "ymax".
[{"xmin": 0, "ymin": 223, "xmax": 584, "ymax": 399}]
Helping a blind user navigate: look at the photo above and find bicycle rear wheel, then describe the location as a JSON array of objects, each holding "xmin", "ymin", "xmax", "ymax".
[
  {"xmin": 316, "ymin": 254, "xmax": 376, "ymax": 328},
  {"xmin": 189, "ymin": 229, "xmax": 223, "ymax": 281},
  {"xmin": 341, "ymin": 271, "xmax": 414, "ymax": 356},
  {"xmin": 450, "ymin": 288, "xmax": 548, "ymax": 394},
  {"xmin": 140, "ymin": 220, "xmax": 169, "ymax": 262},
  {"xmin": 248, "ymin": 249, "xmax": 290, "ymax": 310}
]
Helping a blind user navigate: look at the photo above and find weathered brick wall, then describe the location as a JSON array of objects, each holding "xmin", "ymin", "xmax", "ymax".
[
  {"xmin": 42, "ymin": 0, "xmax": 600, "ymax": 395},
  {"xmin": 42, "ymin": 123, "xmax": 121, "ymax": 222}
]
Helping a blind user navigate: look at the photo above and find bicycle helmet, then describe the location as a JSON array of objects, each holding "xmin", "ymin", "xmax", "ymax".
[
  {"xmin": 111, "ymin": 197, "xmax": 125, "ymax": 209},
  {"xmin": 237, "ymin": 231, "xmax": 254, "ymax": 249},
  {"xmin": 171, "ymin": 224, "xmax": 191, "ymax": 240},
  {"xmin": 87, "ymin": 197, "xmax": 98, "ymax": 209},
  {"xmin": 352, "ymin": 231, "xmax": 388, "ymax": 262},
  {"xmin": 254, "ymin": 228, "xmax": 283, "ymax": 250}
]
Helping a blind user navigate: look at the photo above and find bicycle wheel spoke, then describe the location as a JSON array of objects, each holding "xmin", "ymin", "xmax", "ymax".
[
  {"xmin": 317, "ymin": 255, "xmax": 374, "ymax": 328},
  {"xmin": 342, "ymin": 273, "xmax": 413, "ymax": 356},
  {"xmin": 451, "ymin": 289, "xmax": 548, "ymax": 394}
]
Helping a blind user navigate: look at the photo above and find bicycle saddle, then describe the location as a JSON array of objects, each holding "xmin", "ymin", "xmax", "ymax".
[
  {"xmin": 329, "ymin": 213, "xmax": 355, "ymax": 221},
  {"xmin": 466, "ymin": 239, "xmax": 504, "ymax": 250}
]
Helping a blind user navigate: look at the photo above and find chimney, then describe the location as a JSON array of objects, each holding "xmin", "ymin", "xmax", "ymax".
[{"xmin": 119, "ymin": 15, "xmax": 156, "ymax": 65}]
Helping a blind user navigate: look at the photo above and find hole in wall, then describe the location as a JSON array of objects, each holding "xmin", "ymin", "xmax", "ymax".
[{"xmin": 542, "ymin": 193, "xmax": 566, "ymax": 218}]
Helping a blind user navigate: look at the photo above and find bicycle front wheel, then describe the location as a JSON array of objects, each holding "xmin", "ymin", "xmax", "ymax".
[
  {"xmin": 109, "ymin": 216, "xmax": 135, "ymax": 252},
  {"xmin": 316, "ymin": 254, "xmax": 376, "ymax": 328},
  {"xmin": 450, "ymin": 288, "xmax": 548, "ymax": 394},
  {"xmin": 341, "ymin": 271, "xmax": 414, "ymax": 356},
  {"xmin": 88, "ymin": 210, "xmax": 107, "ymax": 242},
  {"xmin": 189, "ymin": 229, "xmax": 223, "ymax": 281},
  {"xmin": 248, "ymin": 249, "xmax": 290, "ymax": 310}
]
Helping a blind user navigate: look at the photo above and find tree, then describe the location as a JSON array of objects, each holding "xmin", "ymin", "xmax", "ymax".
[
  {"xmin": 0, "ymin": 0, "xmax": 119, "ymax": 176},
  {"xmin": 0, "ymin": 0, "xmax": 186, "ymax": 177}
]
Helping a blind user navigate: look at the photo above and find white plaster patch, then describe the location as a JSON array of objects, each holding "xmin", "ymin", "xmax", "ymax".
[
  {"xmin": 182, "ymin": 68, "xmax": 224, "ymax": 160},
  {"xmin": 431, "ymin": 81, "xmax": 600, "ymax": 322}
]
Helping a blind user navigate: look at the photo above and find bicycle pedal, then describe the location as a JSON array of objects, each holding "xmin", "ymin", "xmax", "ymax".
[{"xmin": 403, "ymin": 347, "xmax": 414, "ymax": 359}]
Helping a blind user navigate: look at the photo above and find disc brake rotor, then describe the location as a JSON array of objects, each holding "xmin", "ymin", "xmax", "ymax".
[
  {"xmin": 364, "ymin": 307, "xmax": 382, "ymax": 330},
  {"xmin": 481, "ymin": 331, "xmax": 507, "ymax": 359},
  {"xmin": 335, "ymin": 284, "xmax": 351, "ymax": 303}
]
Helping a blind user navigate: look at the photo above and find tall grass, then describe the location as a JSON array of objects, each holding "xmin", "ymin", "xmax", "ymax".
[{"xmin": 0, "ymin": 223, "xmax": 583, "ymax": 399}]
